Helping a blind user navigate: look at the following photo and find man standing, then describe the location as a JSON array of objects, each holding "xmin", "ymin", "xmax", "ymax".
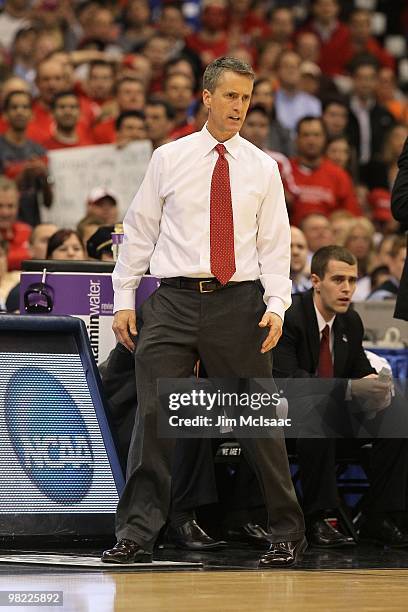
[{"xmin": 102, "ymin": 56, "xmax": 305, "ymax": 568}]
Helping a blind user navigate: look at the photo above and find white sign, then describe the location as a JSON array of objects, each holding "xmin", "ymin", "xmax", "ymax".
[{"xmin": 42, "ymin": 141, "xmax": 152, "ymax": 228}]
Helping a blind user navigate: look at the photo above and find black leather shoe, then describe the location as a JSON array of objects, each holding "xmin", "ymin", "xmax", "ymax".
[
  {"xmin": 165, "ymin": 520, "xmax": 227, "ymax": 551},
  {"xmin": 259, "ymin": 536, "xmax": 307, "ymax": 568},
  {"xmin": 101, "ymin": 539, "xmax": 152, "ymax": 564},
  {"xmin": 359, "ymin": 517, "xmax": 408, "ymax": 548},
  {"xmin": 225, "ymin": 522, "xmax": 271, "ymax": 548},
  {"xmin": 307, "ymin": 519, "xmax": 356, "ymax": 548}
]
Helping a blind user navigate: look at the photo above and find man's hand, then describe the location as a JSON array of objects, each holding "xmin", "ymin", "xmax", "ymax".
[
  {"xmin": 351, "ymin": 373, "xmax": 391, "ymax": 407},
  {"xmin": 258, "ymin": 312, "xmax": 283, "ymax": 353},
  {"xmin": 112, "ymin": 309, "xmax": 137, "ymax": 352}
]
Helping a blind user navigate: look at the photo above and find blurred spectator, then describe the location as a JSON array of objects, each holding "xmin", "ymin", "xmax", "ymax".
[
  {"xmin": 251, "ymin": 78, "xmax": 292, "ymax": 156},
  {"xmin": 0, "ymin": 0, "xmax": 31, "ymax": 53},
  {"xmin": 376, "ymin": 67, "xmax": 408, "ymax": 125},
  {"xmin": 86, "ymin": 224, "xmax": 114, "ymax": 261},
  {"xmin": 329, "ymin": 209, "xmax": 353, "ymax": 245},
  {"xmin": 11, "ymin": 25, "xmax": 37, "ymax": 85},
  {"xmin": 241, "ymin": 105, "xmax": 298, "ymax": 206},
  {"xmin": 256, "ymin": 40, "xmax": 282, "ymax": 80},
  {"xmin": 290, "ymin": 226, "xmax": 311, "ymax": 293},
  {"xmin": 227, "ymin": 0, "xmax": 269, "ymax": 48},
  {"xmin": 93, "ymin": 77, "xmax": 146, "ymax": 144},
  {"xmin": 376, "ymin": 234, "xmax": 396, "ymax": 268},
  {"xmin": 142, "ymin": 33, "xmax": 172, "ymax": 94},
  {"xmin": 144, "ymin": 98, "xmax": 175, "ymax": 149},
  {"xmin": 268, "ymin": 6, "xmax": 295, "ymax": 47},
  {"xmin": 86, "ymin": 187, "xmax": 118, "ymax": 225},
  {"xmin": 325, "ymin": 135, "xmax": 357, "ymax": 179},
  {"xmin": 28, "ymin": 222, "xmax": 58, "ymax": 259},
  {"xmin": 347, "ymin": 57, "xmax": 395, "ymax": 167},
  {"xmin": 0, "ymin": 176, "xmax": 31, "ymax": 270},
  {"xmin": 0, "ymin": 75, "xmax": 31, "ymax": 134},
  {"xmin": 163, "ymin": 72, "xmax": 195, "ymax": 139},
  {"xmin": 274, "ymin": 50, "xmax": 321, "ymax": 133},
  {"xmin": 115, "ymin": 110, "xmax": 147, "ymax": 147},
  {"xmin": 185, "ymin": 0, "xmax": 229, "ymax": 67},
  {"xmin": 165, "ymin": 56, "xmax": 199, "ymax": 93},
  {"xmin": 43, "ymin": 90, "xmax": 95, "ymax": 149},
  {"xmin": 322, "ymin": 97, "xmax": 349, "ymax": 139},
  {"xmin": 79, "ymin": 5, "xmax": 121, "ymax": 55},
  {"xmin": 343, "ymin": 9, "xmax": 395, "ymax": 73},
  {"xmin": 295, "ymin": 31, "xmax": 320, "ymax": 65},
  {"xmin": 369, "ymin": 265, "xmax": 391, "ymax": 294},
  {"xmin": 118, "ymin": 0, "xmax": 154, "ymax": 53},
  {"xmin": 298, "ymin": 0, "xmax": 349, "ymax": 77},
  {"xmin": 84, "ymin": 60, "xmax": 116, "ymax": 115},
  {"xmin": 300, "ymin": 212, "xmax": 333, "ymax": 257},
  {"xmin": 343, "ymin": 216, "xmax": 376, "ymax": 300},
  {"xmin": 363, "ymin": 124, "xmax": 408, "ymax": 191},
  {"xmin": 77, "ymin": 214, "xmax": 105, "ymax": 248},
  {"xmin": 299, "ymin": 61, "xmax": 321, "ymax": 97},
  {"xmin": 368, "ymin": 234, "xmax": 407, "ymax": 301},
  {"xmin": 0, "ymin": 239, "xmax": 19, "ymax": 310},
  {"xmin": 46, "ymin": 228, "xmax": 85, "ymax": 260},
  {"xmin": 290, "ymin": 116, "xmax": 360, "ymax": 225},
  {"xmin": 157, "ymin": 4, "xmax": 190, "ymax": 54}
]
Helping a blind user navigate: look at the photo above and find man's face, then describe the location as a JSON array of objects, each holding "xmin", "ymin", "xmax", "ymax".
[
  {"xmin": 29, "ymin": 224, "xmax": 58, "ymax": 259},
  {"xmin": 0, "ymin": 188, "xmax": 18, "ymax": 231},
  {"xmin": 241, "ymin": 111, "xmax": 269, "ymax": 149},
  {"xmin": 53, "ymin": 95, "xmax": 80, "ymax": 130},
  {"xmin": 145, "ymin": 105, "xmax": 172, "ymax": 141},
  {"xmin": 88, "ymin": 198, "xmax": 118, "ymax": 225},
  {"xmin": 159, "ymin": 7, "xmax": 185, "ymax": 39},
  {"xmin": 117, "ymin": 116, "xmax": 147, "ymax": 141},
  {"xmin": 203, "ymin": 70, "xmax": 253, "ymax": 141},
  {"xmin": 389, "ymin": 248, "xmax": 407, "ymax": 282},
  {"xmin": 312, "ymin": 259, "xmax": 358, "ymax": 316},
  {"xmin": 277, "ymin": 52, "xmax": 301, "ymax": 89},
  {"xmin": 322, "ymin": 103, "xmax": 348, "ymax": 137},
  {"xmin": 350, "ymin": 11, "xmax": 371, "ymax": 42},
  {"xmin": 117, "ymin": 81, "xmax": 145, "ymax": 111},
  {"xmin": 290, "ymin": 227, "xmax": 308, "ymax": 274},
  {"xmin": 312, "ymin": 0, "xmax": 338, "ymax": 24},
  {"xmin": 5, "ymin": 93, "xmax": 32, "ymax": 131},
  {"xmin": 251, "ymin": 81, "xmax": 274, "ymax": 113},
  {"xmin": 302, "ymin": 215, "xmax": 333, "ymax": 253},
  {"xmin": 36, "ymin": 61, "xmax": 65, "ymax": 104},
  {"xmin": 296, "ymin": 120, "xmax": 326, "ymax": 161},
  {"xmin": 353, "ymin": 66, "xmax": 377, "ymax": 100},
  {"xmin": 270, "ymin": 9, "xmax": 294, "ymax": 42},
  {"xmin": 88, "ymin": 65, "xmax": 114, "ymax": 100},
  {"xmin": 164, "ymin": 74, "xmax": 193, "ymax": 112}
]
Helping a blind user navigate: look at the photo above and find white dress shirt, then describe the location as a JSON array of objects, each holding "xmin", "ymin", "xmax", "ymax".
[{"xmin": 113, "ymin": 124, "xmax": 292, "ymax": 319}]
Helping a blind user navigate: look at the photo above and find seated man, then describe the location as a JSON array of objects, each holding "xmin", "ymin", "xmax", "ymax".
[
  {"xmin": 273, "ymin": 245, "xmax": 408, "ymax": 548},
  {"xmin": 368, "ymin": 235, "xmax": 406, "ymax": 300}
]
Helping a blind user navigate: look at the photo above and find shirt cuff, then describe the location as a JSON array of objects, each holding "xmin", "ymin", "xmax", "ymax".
[
  {"xmin": 113, "ymin": 289, "xmax": 136, "ymax": 313},
  {"xmin": 345, "ymin": 379, "xmax": 352, "ymax": 401},
  {"xmin": 265, "ymin": 297, "xmax": 285, "ymax": 321}
]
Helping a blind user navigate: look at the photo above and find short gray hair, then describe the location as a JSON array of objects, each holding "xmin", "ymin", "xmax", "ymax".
[{"xmin": 202, "ymin": 56, "xmax": 255, "ymax": 93}]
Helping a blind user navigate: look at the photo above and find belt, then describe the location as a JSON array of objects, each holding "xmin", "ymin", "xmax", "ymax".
[{"xmin": 160, "ymin": 277, "xmax": 254, "ymax": 293}]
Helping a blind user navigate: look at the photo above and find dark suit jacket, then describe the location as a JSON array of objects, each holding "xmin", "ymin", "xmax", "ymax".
[
  {"xmin": 347, "ymin": 103, "xmax": 395, "ymax": 166},
  {"xmin": 391, "ymin": 137, "xmax": 408, "ymax": 321},
  {"xmin": 273, "ymin": 290, "xmax": 375, "ymax": 381}
]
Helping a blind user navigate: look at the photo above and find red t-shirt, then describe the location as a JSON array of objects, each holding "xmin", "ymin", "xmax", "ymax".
[
  {"xmin": 289, "ymin": 157, "xmax": 361, "ymax": 226},
  {"xmin": 92, "ymin": 117, "xmax": 116, "ymax": 144},
  {"xmin": 0, "ymin": 221, "xmax": 32, "ymax": 271},
  {"xmin": 0, "ymin": 115, "xmax": 8, "ymax": 134},
  {"xmin": 27, "ymin": 99, "xmax": 94, "ymax": 145},
  {"xmin": 43, "ymin": 131, "xmax": 95, "ymax": 150}
]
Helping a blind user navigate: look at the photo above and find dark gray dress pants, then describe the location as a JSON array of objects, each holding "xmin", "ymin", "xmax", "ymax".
[{"xmin": 115, "ymin": 281, "xmax": 305, "ymax": 550}]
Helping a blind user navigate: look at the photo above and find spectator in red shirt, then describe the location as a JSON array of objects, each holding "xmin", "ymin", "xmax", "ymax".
[
  {"xmin": 163, "ymin": 72, "xmax": 195, "ymax": 140},
  {"xmin": 26, "ymin": 58, "xmax": 67, "ymax": 144},
  {"xmin": 83, "ymin": 59, "xmax": 116, "ymax": 118},
  {"xmin": 322, "ymin": 98, "xmax": 349, "ymax": 139},
  {"xmin": 42, "ymin": 91, "xmax": 95, "ymax": 150},
  {"xmin": 343, "ymin": 9, "xmax": 395, "ymax": 73},
  {"xmin": 268, "ymin": 6, "xmax": 295, "ymax": 47},
  {"xmin": 0, "ymin": 176, "xmax": 31, "ymax": 271},
  {"xmin": 115, "ymin": 110, "xmax": 147, "ymax": 148},
  {"xmin": 93, "ymin": 77, "xmax": 146, "ymax": 144},
  {"xmin": 298, "ymin": 0, "xmax": 350, "ymax": 77},
  {"xmin": 290, "ymin": 116, "xmax": 361, "ymax": 226},
  {"xmin": 141, "ymin": 33, "xmax": 172, "ymax": 94},
  {"xmin": 0, "ymin": 76, "xmax": 30, "ymax": 134},
  {"xmin": 227, "ymin": 0, "xmax": 270, "ymax": 47},
  {"xmin": 144, "ymin": 98, "xmax": 176, "ymax": 150},
  {"xmin": 185, "ymin": 0, "xmax": 229, "ymax": 67}
]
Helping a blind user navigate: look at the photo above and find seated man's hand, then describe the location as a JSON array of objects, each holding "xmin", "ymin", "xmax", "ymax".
[
  {"xmin": 112, "ymin": 309, "xmax": 137, "ymax": 352},
  {"xmin": 351, "ymin": 374, "xmax": 392, "ymax": 411}
]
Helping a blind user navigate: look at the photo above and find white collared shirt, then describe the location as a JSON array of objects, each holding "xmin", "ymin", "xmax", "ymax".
[
  {"xmin": 313, "ymin": 300, "xmax": 336, "ymax": 357},
  {"xmin": 113, "ymin": 124, "xmax": 292, "ymax": 318}
]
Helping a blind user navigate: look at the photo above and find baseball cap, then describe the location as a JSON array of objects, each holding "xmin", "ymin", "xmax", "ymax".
[
  {"xmin": 86, "ymin": 225, "xmax": 115, "ymax": 260},
  {"xmin": 88, "ymin": 187, "xmax": 117, "ymax": 206}
]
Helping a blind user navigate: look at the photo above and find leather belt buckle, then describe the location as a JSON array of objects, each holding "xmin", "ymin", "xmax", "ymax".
[{"xmin": 199, "ymin": 280, "xmax": 215, "ymax": 293}]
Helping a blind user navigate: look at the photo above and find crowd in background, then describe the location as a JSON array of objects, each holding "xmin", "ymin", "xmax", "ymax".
[{"xmin": 0, "ymin": 0, "xmax": 407, "ymax": 312}]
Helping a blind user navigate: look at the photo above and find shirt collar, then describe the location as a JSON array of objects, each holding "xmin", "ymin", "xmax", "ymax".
[
  {"xmin": 313, "ymin": 298, "xmax": 336, "ymax": 335},
  {"xmin": 200, "ymin": 123, "xmax": 241, "ymax": 159}
]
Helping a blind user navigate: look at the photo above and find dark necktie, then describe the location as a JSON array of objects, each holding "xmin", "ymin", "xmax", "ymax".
[
  {"xmin": 210, "ymin": 143, "xmax": 236, "ymax": 285},
  {"xmin": 318, "ymin": 324, "xmax": 333, "ymax": 378}
]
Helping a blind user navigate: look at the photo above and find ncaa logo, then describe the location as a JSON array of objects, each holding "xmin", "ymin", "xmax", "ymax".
[{"xmin": 5, "ymin": 367, "xmax": 94, "ymax": 504}]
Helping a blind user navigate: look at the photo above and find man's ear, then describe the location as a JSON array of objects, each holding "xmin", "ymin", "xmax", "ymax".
[
  {"xmin": 311, "ymin": 273, "xmax": 321, "ymax": 293},
  {"xmin": 202, "ymin": 89, "xmax": 211, "ymax": 111}
]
